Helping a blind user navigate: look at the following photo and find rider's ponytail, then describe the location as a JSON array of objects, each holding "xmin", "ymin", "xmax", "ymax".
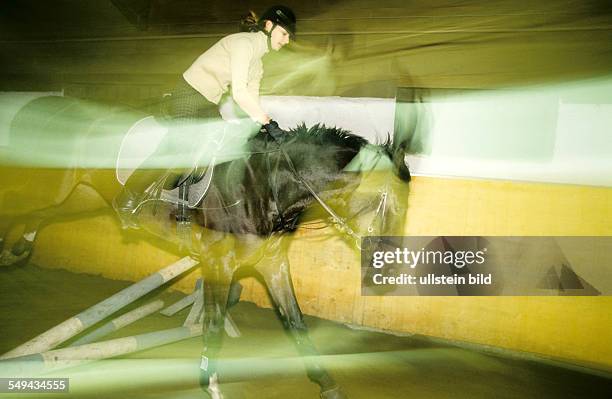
[{"xmin": 239, "ymin": 11, "xmax": 261, "ymax": 32}]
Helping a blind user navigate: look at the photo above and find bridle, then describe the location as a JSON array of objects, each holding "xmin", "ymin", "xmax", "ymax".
[{"xmin": 278, "ymin": 143, "xmax": 389, "ymax": 250}]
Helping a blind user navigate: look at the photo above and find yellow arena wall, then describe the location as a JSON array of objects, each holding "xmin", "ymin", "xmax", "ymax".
[{"xmin": 16, "ymin": 174, "xmax": 612, "ymax": 372}]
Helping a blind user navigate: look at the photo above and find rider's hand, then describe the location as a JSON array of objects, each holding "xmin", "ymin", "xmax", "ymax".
[{"xmin": 262, "ymin": 120, "xmax": 285, "ymax": 142}]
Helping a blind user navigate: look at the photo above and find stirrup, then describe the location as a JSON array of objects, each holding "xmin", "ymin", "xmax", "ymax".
[
  {"xmin": 176, "ymin": 220, "xmax": 193, "ymax": 253},
  {"xmin": 176, "ymin": 182, "xmax": 191, "ymax": 248}
]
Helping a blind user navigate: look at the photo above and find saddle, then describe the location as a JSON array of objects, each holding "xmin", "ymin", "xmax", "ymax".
[
  {"xmin": 115, "ymin": 116, "xmax": 218, "ymax": 252},
  {"xmin": 115, "ymin": 114, "xmax": 258, "ymax": 252},
  {"xmin": 116, "ymin": 115, "xmax": 219, "ymax": 209},
  {"xmin": 126, "ymin": 165, "xmax": 213, "ymax": 254}
]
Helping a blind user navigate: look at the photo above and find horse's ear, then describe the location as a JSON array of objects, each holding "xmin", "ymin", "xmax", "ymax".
[
  {"xmin": 391, "ymin": 143, "xmax": 411, "ymax": 182},
  {"xmin": 390, "ymin": 93, "xmax": 416, "ymax": 182}
]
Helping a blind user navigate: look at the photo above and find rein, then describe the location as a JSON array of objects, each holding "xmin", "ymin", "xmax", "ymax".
[{"xmin": 277, "ymin": 144, "xmax": 386, "ymax": 249}]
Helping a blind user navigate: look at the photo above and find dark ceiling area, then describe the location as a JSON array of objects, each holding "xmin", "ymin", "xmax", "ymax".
[
  {"xmin": 0, "ymin": 0, "xmax": 332, "ymax": 38},
  {"xmin": 2, "ymin": 0, "xmax": 610, "ymax": 37},
  {"xmin": 1, "ymin": 0, "xmax": 611, "ymax": 104}
]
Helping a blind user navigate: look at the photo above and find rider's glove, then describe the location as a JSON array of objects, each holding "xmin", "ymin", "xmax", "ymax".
[{"xmin": 262, "ymin": 120, "xmax": 285, "ymax": 142}]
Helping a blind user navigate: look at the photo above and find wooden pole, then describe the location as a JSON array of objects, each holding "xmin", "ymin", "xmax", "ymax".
[
  {"xmin": 0, "ymin": 324, "xmax": 202, "ymax": 376},
  {"xmin": 69, "ymin": 300, "xmax": 165, "ymax": 346},
  {"xmin": 0, "ymin": 256, "xmax": 199, "ymax": 359}
]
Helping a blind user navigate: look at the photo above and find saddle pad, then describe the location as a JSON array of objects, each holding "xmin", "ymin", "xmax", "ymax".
[{"xmin": 116, "ymin": 116, "xmax": 260, "ymax": 185}]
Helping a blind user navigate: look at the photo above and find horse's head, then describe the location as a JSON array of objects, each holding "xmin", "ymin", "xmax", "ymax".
[
  {"xmin": 335, "ymin": 141, "xmax": 410, "ymax": 245},
  {"xmin": 279, "ymin": 124, "xmax": 410, "ymax": 247}
]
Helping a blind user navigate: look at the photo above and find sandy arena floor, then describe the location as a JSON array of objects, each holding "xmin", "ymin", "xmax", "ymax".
[{"xmin": 1, "ymin": 263, "xmax": 611, "ymax": 399}]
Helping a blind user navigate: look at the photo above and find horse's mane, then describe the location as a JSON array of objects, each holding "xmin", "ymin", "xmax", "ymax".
[
  {"xmin": 248, "ymin": 123, "xmax": 369, "ymax": 174},
  {"xmin": 285, "ymin": 123, "xmax": 368, "ymax": 152},
  {"xmin": 249, "ymin": 123, "xmax": 367, "ymax": 150},
  {"xmin": 376, "ymin": 133, "xmax": 394, "ymax": 158},
  {"xmin": 286, "ymin": 123, "xmax": 369, "ymax": 171}
]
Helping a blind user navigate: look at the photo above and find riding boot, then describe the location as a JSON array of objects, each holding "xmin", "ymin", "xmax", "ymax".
[
  {"xmin": 112, "ymin": 187, "xmax": 142, "ymax": 230},
  {"xmin": 113, "ymin": 168, "xmax": 164, "ymax": 230}
]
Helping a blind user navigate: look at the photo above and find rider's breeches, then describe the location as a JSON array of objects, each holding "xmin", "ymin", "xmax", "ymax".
[{"xmin": 124, "ymin": 78, "xmax": 219, "ymax": 194}]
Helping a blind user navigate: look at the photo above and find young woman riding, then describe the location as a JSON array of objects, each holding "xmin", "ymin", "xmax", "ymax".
[{"xmin": 113, "ymin": 5, "xmax": 296, "ymax": 230}]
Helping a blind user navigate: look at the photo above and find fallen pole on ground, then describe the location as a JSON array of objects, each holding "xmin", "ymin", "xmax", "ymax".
[
  {"xmin": 0, "ymin": 257, "xmax": 199, "ymax": 359},
  {"xmin": 69, "ymin": 300, "xmax": 165, "ymax": 347},
  {"xmin": 0, "ymin": 324, "xmax": 203, "ymax": 376},
  {"xmin": 183, "ymin": 283, "xmax": 204, "ymax": 326},
  {"xmin": 224, "ymin": 313, "xmax": 241, "ymax": 338},
  {"xmin": 160, "ymin": 278, "xmax": 201, "ymax": 316}
]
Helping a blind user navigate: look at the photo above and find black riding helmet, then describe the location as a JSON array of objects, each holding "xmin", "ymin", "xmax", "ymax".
[{"xmin": 259, "ymin": 5, "xmax": 296, "ymax": 39}]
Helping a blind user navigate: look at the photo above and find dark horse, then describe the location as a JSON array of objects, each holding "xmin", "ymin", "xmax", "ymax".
[{"xmin": 0, "ymin": 96, "xmax": 411, "ymax": 398}]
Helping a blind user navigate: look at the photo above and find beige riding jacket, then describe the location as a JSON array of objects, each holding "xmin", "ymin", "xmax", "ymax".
[{"xmin": 183, "ymin": 31, "xmax": 269, "ymax": 124}]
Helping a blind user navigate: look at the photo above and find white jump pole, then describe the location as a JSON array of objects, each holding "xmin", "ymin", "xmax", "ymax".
[
  {"xmin": 0, "ymin": 324, "xmax": 202, "ymax": 376},
  {"xmin": 223, "ymin": 314, "xmax": 241, "ymax": 338},
  {"xmin": 160, "ymin": 278, "xmax": 202, "ymax": 316},
  {"xmin": 69, "ymin": 300, "xmax": 165, "ymax": 347},
  {"xmin": 0, "ymin": 256, "xmax": 199, "ymax": 359},
  {"xmin": 183, "ymin": 284, "xmax": 204, "ymax": 326}
]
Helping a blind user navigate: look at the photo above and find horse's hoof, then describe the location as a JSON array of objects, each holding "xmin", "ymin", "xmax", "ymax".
[
  {"xmin": 199, "ymin": 359, "xmax": 223, "ymax": 399},
  {"xmin": 204, "ymin": 373, "xmax": 223, "ymax": 399},
  {"xmin": 320, "ymin": 386, "xmax": 348, "ymax": 399},
  {"xmin": 0, "ymin": 250, "xmax": 29, "ymax": 266}
]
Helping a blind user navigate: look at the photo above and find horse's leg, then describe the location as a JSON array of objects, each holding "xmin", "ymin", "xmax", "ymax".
[
  {"xmin": 0, "ymin": 182, "xmax": 107, "ymax": 267},
  {"xmin": 255, "ymin": 236, "xmax": 347, "ymax": 399},
  {"xmin": 0, "ymin": 216, "xmax": 36, "ymax": 266},
  {"xmin": 0, "ymin": 202, "xmax": 73, "ymax": 266},
  {"xmin": 226, "ymin": 280, "xmax": 243, "ymax": 309},
  {"xmin": 199, "ymin": 233, "xmax": 239, "ymax": 399},
  {"xmin": 3, "ymin": 216, "xmax": 41, "ymax": 264}
]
